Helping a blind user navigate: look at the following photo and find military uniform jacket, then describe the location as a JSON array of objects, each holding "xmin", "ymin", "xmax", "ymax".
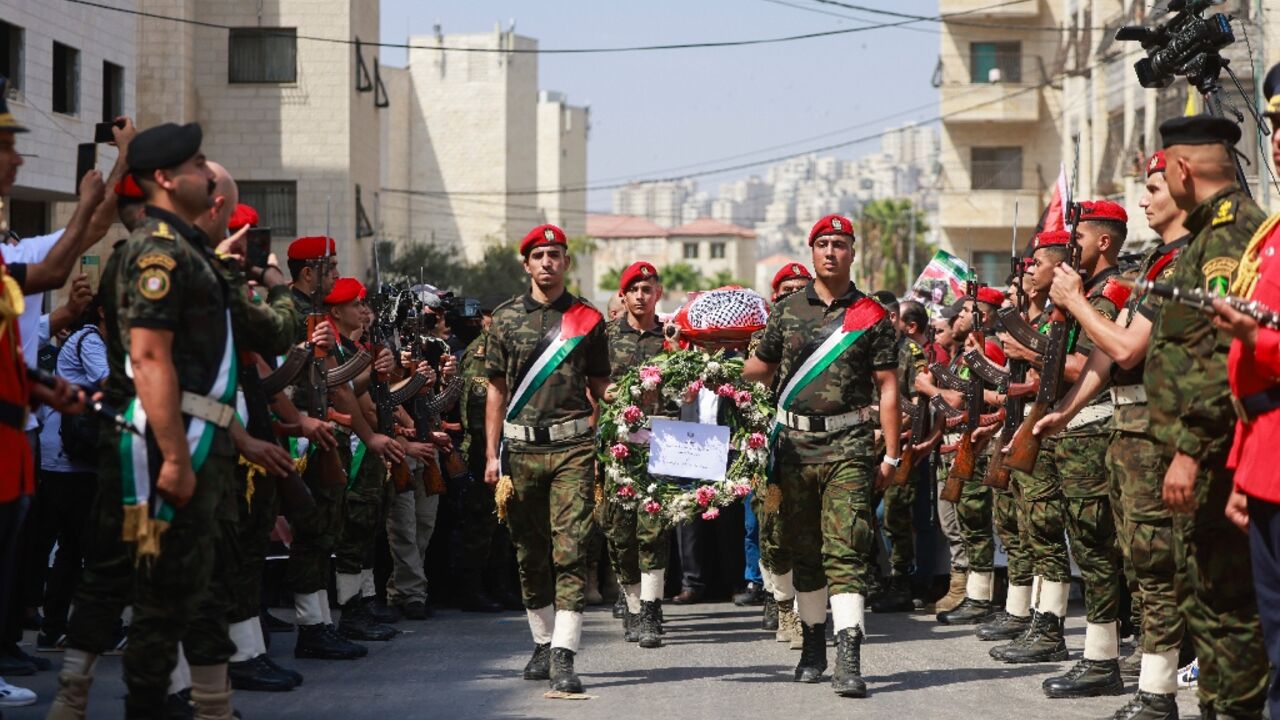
[
  {"xmin": 754, "ymin": 281, "xmax": 897, "ymax": 462},
  {"xmin": 102, "ymin": 206, "xmax": 236, "ymax": 458},
  {"xmin": 485, "ymin": 290, "xmax": 610, "ymax": 451},
  {"xmin": 459, "ymin": 333, "xmax": 489, "ymax": 441},
  {"xmin": 606, "ymin": 316, "xmax": 677, "ymax": 418},
  {"xmin": 896, "ymin": 336, "xmax": 928, "ymax": 400},
  {"xmin": 1060, "ymin": 265, "xmax": 1127, "ymax": 437},
  {"xmin": 1147, "ymin": 185, "xmax": 1265, "ymax": 460}
]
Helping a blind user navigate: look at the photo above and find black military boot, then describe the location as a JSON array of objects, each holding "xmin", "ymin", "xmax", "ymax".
[
  {"xmin": 363, "ymin": 595, "xmax": 400, "ymax": 624},
  {"xmin": 549, "ymin": 648, "xmax": 584, "ymax": 694},
  {"xmin": 523, "ymin": 643, "xmax": 551, "ymax": 680},
  {"xmin": 793, "ymin": 622, "xmax": 828, "ymax": 683},
  {"xmin": 337, "ymin": 600, "xmax": 398, "ymax": 642},
  {"xmin": 937, "ymin": 596, "xmax": 995, "ymax": 625},
  {"xmin": 998, "ymin": 611, "xmax": 1068, "ymax": 663},
  {"xmin": 459, "ymin": 575, "xmax": 503, "ymax": 613},
  {"xmin": 622, "ymin": 602, "xmax": 640, "ymax": 643},
  {"xmin": 1119, "ymin": 644, "xmax": 1143, "ymax": 679},
  {"xmin": 228, "ymin": 655, "xmax": 296, "ymax": 692},
  {"xmin": 831, "ymin": 627, "xmax": 867, "ymax": 698},
  {"xmin": 638, "ymin": 600, "xmax": 663, "ymax": 649},
  {"xmin": 976, "ymin": 610, "xmax": 1032, "ymax": 641},
  {"xmin": 161, "ymin": 688, "xmax": 193, "ymax": 720},
  {"xmin": 870, "ymin": 575, "xmax": 914, "ymax": 613},
  {"xmin": 762, "ymin": 596, "xmax": 779, "ymax": 631},
  {"xmin": 612, "ymin": 593, "xmax": 626, "ymax": 620},
  {"xmin": 260, "ymin": 655, "xmax": 303, "ymax": 687},
  {"xmin": 1043, "ymin": 658, "xmax": 1125, "ymax": 698},
  {"xmin": 1108, "ymin": 691, "xmax": 1180, "ymax": 720},
  {"xmin": 294, "ymin": 623, "xmax": 367, "ymax": 660}
]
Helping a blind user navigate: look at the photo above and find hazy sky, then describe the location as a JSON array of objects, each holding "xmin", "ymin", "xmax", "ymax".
[{"xmin": 378, "ymin": 0, "xmax": 942, "ymax": 210}]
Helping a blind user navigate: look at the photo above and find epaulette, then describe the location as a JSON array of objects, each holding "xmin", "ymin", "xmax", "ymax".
[
  {"xmin": 1211, "ymin": 197, "xmax": 1237, "ymax": 227},
  {"xmin": 907, "ymin": 340, "xmax": 924, "ymax": 357},
  {"xmin": 1100, "ymin": 277, "xmax": 1132, "ymax": 310},
  {"xmin": 150, "ymin": 222, "xmax": 176, "ymax": 241}
]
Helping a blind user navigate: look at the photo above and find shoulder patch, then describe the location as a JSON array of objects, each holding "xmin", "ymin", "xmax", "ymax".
[
  {"xmin": 907, "ymin": 340, "xmax": 923, "ymax": 357},
  {"xmin": 1212, "ymin": 199, "xmax": 1236, "ymax": 227},
  {"xmin": 1202, "ymin": 256, "xmax": 1239, "ymax": 296},
  {"xmin": 1100, "ymin": 278, "xmax": 1132, "ymax": 310},
  {"xmin": 136, "ymin": 253, "xmax": 177, "ymax": 271},
  {"xmin": 151, "ymin": 222, "xmax": 176, "ymax": 241},
  {"xmin": 137, "ymin": 267, "xmax": 172, "ymax": 300}
]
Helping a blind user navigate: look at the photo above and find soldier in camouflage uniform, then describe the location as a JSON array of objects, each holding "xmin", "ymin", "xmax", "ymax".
[
  {"xmin": 1034, "ymin": 151, "xmax": 1191, "ymax": 719},
  {"xmin": 1144, "ymin": 116, "xmax": 1268, "ymax": 720},
  {"xmin": 601, "ymin": 262, "xmax": 670, "ymax": 649},
  {"xmin": 483, "ymin": 224, "xmax": 610, "ymax": 694},
  {"xmin": 745, "ymin": 214, "xmax": 899, "ymax": 698}
]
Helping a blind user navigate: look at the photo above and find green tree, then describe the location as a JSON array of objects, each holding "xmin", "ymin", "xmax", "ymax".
[
  {"xmin": 707, "ymin": 269, "xmax": 747, "ymax": 288},
  {"xmin": 857, "ymin": 199, "xmax": 934, "ymax": 295},
  {"xmin": 378, "ymin": 240, "xmax": 525, "ymax": 299},
  {"xmin": 598, "ymin": 266, "xmax": 623, "ymax": 292},
  {"xmin": 659, "ymin": 262, "xmax": 705, "ymax": 293}
]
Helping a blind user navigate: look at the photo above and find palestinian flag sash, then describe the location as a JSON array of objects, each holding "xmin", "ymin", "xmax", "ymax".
[
  {"xmin": 506, "ymin": 301, "xmax": 603, "ymax": 421},
  {"xmin": 769, "ymin": 296, "xmax": 886, "ymax": 448},
  {"xmin": 119, "ymin": 310, "xmax": 237, "ymax": 559}
]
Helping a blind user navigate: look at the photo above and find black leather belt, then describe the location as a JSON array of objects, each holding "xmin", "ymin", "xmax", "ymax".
[
  {"xmin": 1234, "ymin": 386, "xmax": 1280, "ymax": 424},
  {"xmin": 0, "ymin": 399, "xmax": 25, "ymax": 431}
]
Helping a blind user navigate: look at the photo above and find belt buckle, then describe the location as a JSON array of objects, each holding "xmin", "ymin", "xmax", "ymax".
[{"xmin": 1231, "ymin": 395, "xmax": 1251, "ymax": 424}]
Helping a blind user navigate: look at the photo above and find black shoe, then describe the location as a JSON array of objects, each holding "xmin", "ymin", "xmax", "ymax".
[
  {"xmin": 1043, "ymin": 658, "xmax": 1125, "ymax": 698},
  {"xmin": 261, "ymin": 610, "xmax": 294, "ymax": 633},
  {"xmin": 832, "ymin": 626, "xmax": 867, "ymax": 698},
  {"xmin": 794, "ymin": 621, "xmax": 828, "ymax": 683},
  {"xmin": 763, "ymin": 596, "xmax": 779, "ymax": 631},
  {"xmin": 36, "ymin": 630, "xmax": 66, "ymax": 652},
  {"xmin": 733, "ymin": 583, "xmax": 768, "ymax": 606},
  {"xmin": 400, "ymin": 600, "xmax": 431, "ymax": 620},
  {"xmin": 638, "ymin": 600, "xmax": 663, "ymax": 649},
  {"xmin": 0, "ymin": 652, "xmax": 35, "ymax": 677},
  {"xmin": 549, "ymin": 647, "xmax": 583, "ymax": 694},
  {"xmin": 294, "ymin": 623, "xmax": 367, "ymax": 660},
  {"xmin": 612, "ymin": 593, "xmax": 625, "ymax": 619},
  {"xmin": 671, "ymin": 589, "xmax": 703, "ymax": 605},
  {"xmin": 998, "ymin": 611, "xmax": 1068, "ymax": 663},
  {"xmin": 523, "ymin": 643, "xmax": 551, "ymax": 680},
  {"xmin": 363, "ymin": 596, "xmax": 400, "ymax": 624},
  {"xmin": 937, "ymin": 597, "xmax": 995, "ymax": 625},
  {"xmin": 337, "ymin": 602, "xmax": 398, "ymax": 642},
  {"xmin": 228, "ymin": 655, "xmax": 296, "ymax": 692},
  {"xmin": 1119, "ymin": 645, "xmax": 1143, "ymax": 679},
  {"xmin": 5, "ymin": 644, "xmax": 51, "ymax": 671},
  {"xmin": 1109, "ymin": 691, "xmax": 1179, "ymax": 719},
  {"xmin": 164, "ymin": 688, "xmax": 194, "ymax": 720},
  {"xmin": 870, "ymin": 576, "xmax": 914, "ymax": 614},
  {"xmin": 260, "ymin": 654, "xmax": 304, "ymax": 687},
  {"xmin": 622, "ymin": 603, "xmax": 639, "ymax": 643},
  {"xmin": 976, "ymin": 611, "xmax": 1032, "ymax": 641}
]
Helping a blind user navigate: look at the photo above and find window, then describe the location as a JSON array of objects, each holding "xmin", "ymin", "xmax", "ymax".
[
  {"xmin": 228, "ymin": 28, "xmax": 297, "ymax": 83},
  {"xmin": 238, "ymin": 181, "xmax": 297, "ymax": 238},
  {"xmin": 52, "ymin": 42, "xmax": 79, "ymax": 115},
  {"xmin": 973, "ymin": 251, "xmax": 1007, "ymax": 287},
  {"xmin": 0, "ymin": 22, "xmax": 22, "ymax": 91},
  {"xmin": 969, "ymin": 42, "xmax": 1021, "ymax": 83},
  {"xmin": 970, "ymin": 147, "xmax": 1023, "ymax": 190},
  {"xmin": 102, "ymin": 62, "xmax": 123, "ymax": 121},
  {"xmin": 710, "ymin": 242, "xmax": 726, "ymax": 259},
  {"xmin": 683, "ymin": 242, "xmax": 699, "ymax": 259}
]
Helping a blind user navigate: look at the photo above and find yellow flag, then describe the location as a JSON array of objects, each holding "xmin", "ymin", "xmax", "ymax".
[{"xmin": 1184, "ymin": 88, "xmax": 1198, "ymax": 116}]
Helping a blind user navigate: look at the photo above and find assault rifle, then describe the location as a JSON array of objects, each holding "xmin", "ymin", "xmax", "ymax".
[
  {"xmin": 1134, "ymin": 278, "xmax": 1280, "ymax": 327},
  {"xmin": 946, "ymin": 277, "xmax": 986, "ymax": 493},
  {"xmin": 401, "ymin": 312, "xmax": 464, "ymax": 494},
  {"xmin": 368, "ymin": 287, "xmax": 413, "ymax": 491},
  {"xmin": 984, "ymin": 251, "xmax": 1031, "ymax": 489},
  {"xmin": 895, "ymin": 390, "xmax": 930, "ymax": 486}
]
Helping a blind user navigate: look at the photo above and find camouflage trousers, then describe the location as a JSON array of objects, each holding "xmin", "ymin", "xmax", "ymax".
[
  {"xmin": 226, "ymin": 462, "xmax": 280, "ymax": 624},
  {"xmin": 1009, "ymin": 437, "xmax": 1071, "ymax": 583},
  {"xmin": 334, "ymin": 443, "xmax": 390, "ymax": 576},
  {"xmin": 1057, "ymin": 432, "xmax": 1122, "ymax": 624},
  {"xmin": 879, "ymin": 469, "xmax": 917, "ymax": 575},
  {"xmin": 776, "ymin": 450, "xmax": 875, "ymax": 595},
  {"xmin": 751, "ymin": 488, "xmax": 791, "ymax": 576},
  {"xmin": 505, "ymin": 442, "xmax": 597, "ymax": 612},
  {"xmin": 993, "ymin": 483, "xmax": 1033, "ymax": 587},
  {"xmin": 66, "ymin": 427, "xmax": 236, "ymax": 708},
  {"xmin": 1106, "ymin": 431, "xmax": 1180, "ymax": 653},
  {"xmin": 1174, "ymin": 458, "xmax": 1268, "ymax": 718},
  {"xmin": 457, "ymin": 434, "xmax": 500, "ymax": 574},
  {"xmin": 603, "ymin": 491, "xmax": 669, "ymax": 586},
  {"xmin": 287, "ymin": 438, "xmax": 351, "ymax": 594},
  {"xmin": 955, "ymin": 454, "xmax": 994, "ymax": 574},
  {"xmin": 935, "ymin": 455, "xmax": 968, "ymax": 572}
]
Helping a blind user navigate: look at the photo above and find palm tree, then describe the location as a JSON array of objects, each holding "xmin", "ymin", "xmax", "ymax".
[{"xmin": 858, "ymin": 199, "xmax": 933, "ymax": 295}]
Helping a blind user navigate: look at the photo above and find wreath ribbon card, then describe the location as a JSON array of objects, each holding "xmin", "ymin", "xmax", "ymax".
[{"xmin": 647, "ymin": 419, "xmax": 730, "ymax": 482}]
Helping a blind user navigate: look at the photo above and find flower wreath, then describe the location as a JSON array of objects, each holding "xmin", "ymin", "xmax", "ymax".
[{"xmin": 598, "ymin": 349, "xmax": 774, "ymax": 524}]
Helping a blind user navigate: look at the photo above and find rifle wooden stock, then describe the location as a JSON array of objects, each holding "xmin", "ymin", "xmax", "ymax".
[
  {"xmin": 312, "ymin": 447, "xmax": 347, "ymax": 490},
  {"xmin": 443, "ymin": 448, "xmax": 468, "ymax": 480},
  {"xmin": 1003, "ymin": 401, "xmax": 1049, "ymax": 473},
  {"xmin": 940, "ymin": 436, "xmax": 970, "ymax": 503},
  {"xmin": 422, "ymin": 451, "xmax": 447, "ymax": 496},
  {"xmin": 326, "ymin": 408, "xmax": 352, "ymax": 426},
  {"xmin": 982, "ymin": 441, "xmax": 1011, "ymax": 489},
  {"xmin": 390, "ymin": 459, "xmax": 412, "ymax": 493},
  {"xmin": 892, "ymin": 445, "xmax": 916, "ymax": 486},
  {"xmin": 278, "ymin": 470, "xmax": 316, "ymax": 515}
]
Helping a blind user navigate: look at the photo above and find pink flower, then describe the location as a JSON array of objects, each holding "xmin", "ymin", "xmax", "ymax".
[
  {"xmin": 639, "ymin": 365, "xmax": 663, "ymax": 385},
  {"xmin": 735, "ymin": 390, "xmax": 753, "ymax": 407},
  {"xmin": 701, "ymin": 507, "xmax": 720, "ymax": 521},
  {"xmin": 694, "ymin": 485, "xmax": 717, "ymax": 507},
  {"xmin": 717, "ymin": 383, "xmax": 736, "ymax": 398},
  {"xmin": 687, "ymin": 379, "xmax": 704, "ymax": 393},
  {"xmin": 732, "ymin": 483, "xmax": 752, "ymax": 498},
  {"xmin": 610, "ymin": 443, "xmax": 630, "ymax": 460},
  {"xmin": 621, "ymin": 405, "xmax": 644, "ymax": 424},
  {"xmin": 747, "ymin": 432, "xmax": 767, "ymax": 449},
  {"xmin": 617, "ymin": 485, "xmax": 637, "ymax": 499},
  {"xmin": 644, "ymin": 500, "xmax": 663, "ymax": 514}
]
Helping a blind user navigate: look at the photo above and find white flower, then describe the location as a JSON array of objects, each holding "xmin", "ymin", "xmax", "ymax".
[
  {"xmin": 630, "ymin": 386, "xmax": 642, "ymax": 398},
  {"xmin": 647, "ymin": 483, "xmax": 658, "ymax": 493},
  {"xmin": 640, "ymin": 378, "xmax": 659, "ymax": 391},
  {"xmin": 616, "ymin": 427, "xmax": 630, "ymax": 443},
  {"xmin": 705, "ymin": 361, "xmax": 721, "ymax": 375}
]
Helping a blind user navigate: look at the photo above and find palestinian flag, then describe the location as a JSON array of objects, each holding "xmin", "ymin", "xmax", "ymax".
[{"xmin": 507, "ymin": 302, "xmax": 602, "ymax": 420}]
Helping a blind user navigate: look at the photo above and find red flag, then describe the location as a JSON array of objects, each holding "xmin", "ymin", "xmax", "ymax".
[{"xmin": 1041, "ymin": 164, "xmax": 1070, "ymax": 233}]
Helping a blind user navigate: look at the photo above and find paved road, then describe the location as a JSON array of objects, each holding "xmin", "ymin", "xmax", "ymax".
[{"xmin": 8, "ymin": 601, "xmax": 1204, "ymax": 719}]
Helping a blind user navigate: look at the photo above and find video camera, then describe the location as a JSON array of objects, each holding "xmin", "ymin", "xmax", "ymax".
[{"xmin": 1115, "ymin": 0, "xmax": 1234, "ymax": 92}]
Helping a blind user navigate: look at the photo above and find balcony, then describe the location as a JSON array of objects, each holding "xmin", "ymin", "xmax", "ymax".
[
  {"xmin": 940, "ymin": 0, "xmax": 1044, "ymax": 19},
  {"xmin": 939, "ymin": 53, "xmax": 1046, "ymax": 124},
  {"xmin": 940, "ymin": 188, "xmax": 1044, "ymax": 229}
]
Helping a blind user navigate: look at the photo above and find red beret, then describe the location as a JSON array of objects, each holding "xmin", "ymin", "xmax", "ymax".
[
  {"xmin": 228, "ymin": 203, "xmax": 259, "ymax": 231},
  {"xmin": 287, "ymin": 236, "xmax": 336, "ymax": 260},
  {"xmin": 520, "ymin": 224, "xmax": 568, "ymax": 257},
  {"xmin": 324, "ymin": 277, "xmax": 366, "ymax": 306},
  {"xmin": 1034, "ymin": 230, "xmax": 1071, "ymax": 248},
  {"xmin": 771, "ymin": 262, "xmax": 812, "ymax": 292},
  {"xmin": 1145, "ymin": 151, "xmax": 1167, "ymax": 177},
  {"xmin": 618, "ymin": 261, "xmax": 659, "ymax": 294},
  {"xmin": 1078, "ymin": 200, "xmax": 1128, "ymax": 224},
  {"xmin": 808, "ymin": 214, "xmax": 855, "ymax": 246},
  {"xmin": 984, "ymin": 339, "xmax": 1007, "ymax": 367},
  {"xmin": 976, "ymin": 286, "xmax": 1006, "ymax": 306},
  {"xmin": 114, "ymin": 174, "xmax": 144, "ymax": 202}
]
